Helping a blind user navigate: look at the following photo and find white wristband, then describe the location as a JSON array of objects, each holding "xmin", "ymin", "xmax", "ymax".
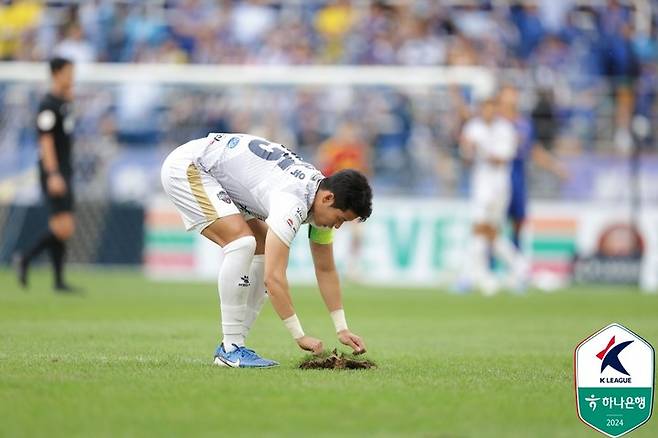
[
  {"xmin": 330, "ymin": 309, "xmax": 348, "ymax": 333},
  {"xmin": 283, "ymin": 314, "xmax": 305, "ymax": 339}
]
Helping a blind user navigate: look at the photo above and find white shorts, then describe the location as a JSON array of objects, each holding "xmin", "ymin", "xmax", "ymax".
[
  {"xmin": 161, "ymin": 148, "xmax": 241, "ymax": 233},
  {"xmin": 471, "ymin": 172, "xmax": 509, "ymax": 227},
  {"xmin": 472, "ymin": 193, "xmax": 508, "ymax": 226}
]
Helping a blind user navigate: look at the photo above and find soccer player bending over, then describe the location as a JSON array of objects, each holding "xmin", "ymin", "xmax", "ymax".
[{"xmin": 161, "ymin": 133, "xmax": 372, "ymax": 368}]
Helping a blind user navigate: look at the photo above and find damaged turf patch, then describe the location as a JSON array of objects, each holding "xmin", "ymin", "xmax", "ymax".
[{"xmin": 298, "ymin": 349, "xmax": 376, "ymax": 370}]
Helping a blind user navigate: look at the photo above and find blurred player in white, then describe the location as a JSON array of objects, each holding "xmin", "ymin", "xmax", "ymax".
[
  {"xmin": 161, "ymin": 133, "xmax": 372, "ymax": 368},
  {"xmin": 460, "ymin": 98, "xmax": 527, "ymax": 295}
]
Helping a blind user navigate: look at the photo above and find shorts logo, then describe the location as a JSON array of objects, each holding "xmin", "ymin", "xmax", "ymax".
[
  {"xmin": 238, "ymin": 275, "xmax": 250, "ymax": 287},
  {"xmin": 217, "ymin": 191, "xmax": 232, "ymax": 204},
  {"xmin": 227, "ymin": 137, "xmax": 239, "ymax": 149},
  {"xmin": 575, "ymin": 323, "xmax": 654, "ymax": 437}
]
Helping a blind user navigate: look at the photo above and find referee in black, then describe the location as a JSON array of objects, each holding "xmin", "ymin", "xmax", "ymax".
[{"xmin": 16, "ymin": 57, "xmax": 77, "ymax": 292}]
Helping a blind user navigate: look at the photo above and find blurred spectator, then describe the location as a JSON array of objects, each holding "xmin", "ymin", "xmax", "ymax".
[
  {"xmin": 230, "ymin": 0, "xmax": 277, "ymax": 49},
  {"xmin": 531, "ymin": 88, "xmax": 558, "ymax": 151},
  {"xmin": 316, "ymin": 121, "xmax": 370, "ymax": 280},
  {"xmin": 510, "ymin": 2, "xmax": 546, "ymax": 61},
  {"xmin": 1, "ymin": 0, "xmax": 657, "ymax": 201},
  {"xmin": 0, "ymin": 0, "xmax": 42, "ymax": 60},
  {"xmin": 54, "ymin": 22, "xmax": 96, "ymax": 64},
  {"xmin": 595, "ymin": 0, "xmax": 640, "ymax": 151},
  {"xmin": 315, "ymin": 0, "xmax": 355, "ymax": 63}
]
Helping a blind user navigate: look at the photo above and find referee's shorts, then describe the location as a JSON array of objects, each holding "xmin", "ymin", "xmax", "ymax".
[{"xmin": 39, "ymin": 170, "xmax": 74, "ymax": 214}]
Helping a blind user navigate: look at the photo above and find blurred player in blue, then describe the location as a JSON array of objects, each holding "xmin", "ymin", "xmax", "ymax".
[{"xmin": 498, "ymin": 85, "xmax": 567, "ymax": 249}]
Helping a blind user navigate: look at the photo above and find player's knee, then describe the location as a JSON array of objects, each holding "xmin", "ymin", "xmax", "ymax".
[
  {"xmin": 50, "ymin": 216, "xmax": 74, "ymax": 240},
  {"xmin": 223, "ymin": 234, "xmax": 256, "ymax": 256},
  {"xmin": 247, "ymin": 219, "xmax": 267, "ymax": 254}
]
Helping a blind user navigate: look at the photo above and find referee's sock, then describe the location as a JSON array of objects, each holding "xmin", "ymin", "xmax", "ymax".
[
  {"xmin": 23, "ymin": 231, "xmax": 58, "ymax": 265},
  {"xmin": 49, "ymin": 237, "xmax": 66, "ymax": 288}
]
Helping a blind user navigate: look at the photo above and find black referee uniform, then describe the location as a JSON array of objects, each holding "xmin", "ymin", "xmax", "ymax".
[
  {"xmin": 16, "ymin": 88, "xmax": 76, "ymax": 291},
  {"xmin": 37, "ymin": 92, "xmax": 75, "ymax": 213}
]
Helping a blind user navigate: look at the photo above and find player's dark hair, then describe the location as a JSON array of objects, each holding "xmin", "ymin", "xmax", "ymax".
[
  {"xmin": 319, "ymin": 169, "xmax": 373, "ymax": 221},
  {"xmin": 49, "ymin": 57, "xmax": 72, "ymax": 75}
]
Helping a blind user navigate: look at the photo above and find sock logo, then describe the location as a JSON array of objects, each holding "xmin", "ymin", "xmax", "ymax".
[
  {"xmin": 597, "ymin": 336, "xmax": 634, "ymax": 376},
  {"xmin": 238, "ymin": 275, "xmax": 250, "ymax": 287}
]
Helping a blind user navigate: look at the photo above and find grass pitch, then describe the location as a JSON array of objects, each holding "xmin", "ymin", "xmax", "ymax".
[{"xmin": 1, "ymin": 267, "xmax": 656, "ymax": 438}]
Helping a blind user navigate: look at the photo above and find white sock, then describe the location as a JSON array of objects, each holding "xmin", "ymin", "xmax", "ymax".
[
  {"xmin": 218, "ymin": 235, "xmax": 256, "ymax": 352},
  {"xmin": 242, "ymin": 254, "xmax": 268, "ymax": 340},
  {"xmin": 493, "ymin": 236, "xmax": 521, "ymax": 270},
  {"xmin": 470, "ymin": 234, "xmax": 489, "ymax": 284}
]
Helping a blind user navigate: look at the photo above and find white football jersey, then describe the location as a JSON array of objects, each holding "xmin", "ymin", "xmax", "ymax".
[
  {"xmin": 462, "ymin": 117, "xmax": 517, "ymax": 189},
  {"xmin": 462, "ymin": 117, "xmax": 517, "ymax": 225},
  {"xmin": 168, "ymin": 133, "xmax": 325, "ymax": 246}
]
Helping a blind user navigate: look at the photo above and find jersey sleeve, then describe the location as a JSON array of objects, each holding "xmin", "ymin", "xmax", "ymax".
[
  {"xmin": 308, "ymin": 224, "xmax": 334, "ymax": 245},
  {"xmin": 36, "ymin": 101, "xmax": 57, "ymax": 135},
  {"xmin": 265, "ymin": 192, "xmax": 308, "ymax": 247}
]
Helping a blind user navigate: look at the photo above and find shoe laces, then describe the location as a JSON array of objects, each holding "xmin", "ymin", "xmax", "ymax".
[{"xmin": 236, "ymin": 346, "xmax": 259, "ymax": 360}]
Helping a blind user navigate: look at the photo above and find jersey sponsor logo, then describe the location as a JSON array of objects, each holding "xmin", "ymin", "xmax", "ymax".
[
  {"xmin": 216, "ymin": 190, "xmax": 233, "ymax": 204},
  {"xmin": 290, "ymin": 169, "xmax": 306, "ymax": 180},
  {"xmin": 234, "ymin": 202, "xmax": 266, "ymax": 221},
  {"xmin": 227, "ymin": 136, "xmax": 239, "ymax": 148},
  {"xmin": 214, "ymin": 134, "xmax": 224, "ymax": 142}
]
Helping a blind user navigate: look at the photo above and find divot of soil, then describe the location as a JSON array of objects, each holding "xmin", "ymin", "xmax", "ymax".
[{"xmin": 299, "ymin": 349, "xmax": 376, "ymax": 370}]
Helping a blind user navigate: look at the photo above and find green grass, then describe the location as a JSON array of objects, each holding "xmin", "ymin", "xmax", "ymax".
[{"xmin": 1, "ymin": 267, "xmax": 656, "ymax": 438}]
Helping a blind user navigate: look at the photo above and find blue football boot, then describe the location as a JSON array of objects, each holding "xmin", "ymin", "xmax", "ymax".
[{"xmin": 213, "ymin": 344, "xmax": 279, "ymax": 368}]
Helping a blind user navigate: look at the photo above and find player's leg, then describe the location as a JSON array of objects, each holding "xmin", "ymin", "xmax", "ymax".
[
  {"xmin": 494, "ymin": 197, "xmax": 528, "ymax": 291},
  {"xmin": 201, "ymin": 215, "xmax": 256, "ymax": 352},
  {"xmin": 48, "ymin": 211, "xmax": 75, "ymax": 291},
  {"xmin": 242, "ymin": 218, "xmax": 268, "ymax": 340},
  {"xmin": 16, "ymin": 187, "xmax": 74, "ymax": 290},
  {"xmin": 161, "ymin": 158, "xmax": 276, "ymax": 367},
  {"xmin": 475, "ymin": 223, "xmax": 499, "ymax": 296},
  {"xmin": 507, "ymin": 181, "xmax": 526, "ymax": 248}
]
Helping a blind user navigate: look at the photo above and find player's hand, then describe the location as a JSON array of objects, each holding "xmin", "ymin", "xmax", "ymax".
[
  {"xmin": 338, "ymin": 330, "xmax": 366, "ymax": 355},
  {"xmin": 296, "ymin": 335, "xmax": 324, "ymax": 355},
  {"xmin": 47, "ymin": 173, "xmax": 67, "ymax": 196}
]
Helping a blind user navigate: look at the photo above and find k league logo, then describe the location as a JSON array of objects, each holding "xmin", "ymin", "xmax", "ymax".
[{"xmin": 575, "ymin": 323, "xmax": 655, "ymax": 437}]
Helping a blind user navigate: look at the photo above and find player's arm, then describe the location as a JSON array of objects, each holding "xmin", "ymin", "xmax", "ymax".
[
  {"xmin": 459, "ymin": 134, "xmax": 476, "ymax": 163},
  {"xmin": 38, "ymin": 119, "xmax": 66, "ymax": 196},
  {"xmin": 264, "ymin": 227, "xmax": 323, "ymax": 354},
  {"xmin": 459, "ymin": 121, "xmax": 477, "ymax": 164},
  {"xmin": 309, "ymin": 230, "xmax": 366, "ymax": 355},
  {"xmin": 531, "ymin": 143, "xmax": 568, "ymax": 180}
]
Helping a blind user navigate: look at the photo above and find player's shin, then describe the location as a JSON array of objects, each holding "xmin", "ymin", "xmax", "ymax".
[
  {"xmin": 217, "ymin": 235, "xmax": 256, "ymax": 351},
  {"xmin": 242, "ymin": 254, "xmax": 267, "ymax": 340}
]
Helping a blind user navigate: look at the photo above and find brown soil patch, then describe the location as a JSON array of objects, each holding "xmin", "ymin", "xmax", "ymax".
[{"xmin": 299, "ymin": 349, "xmax": 376, "ymax": 370}]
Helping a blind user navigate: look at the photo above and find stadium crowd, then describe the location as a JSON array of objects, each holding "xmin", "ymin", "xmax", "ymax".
[{"xmin": 0, "ymin": 0, "xmax": 656, "ymax": 199}]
